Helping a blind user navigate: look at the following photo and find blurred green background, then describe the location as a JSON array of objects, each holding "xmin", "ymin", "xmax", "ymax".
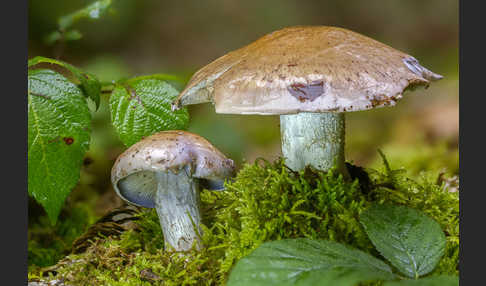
[{"xmin": 28, "ymin": 0, "xmax": 458, "ymax": 255}]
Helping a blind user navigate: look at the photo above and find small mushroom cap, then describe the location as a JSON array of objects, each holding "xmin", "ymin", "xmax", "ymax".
[
  {"xmin": 173, "ymin": 26, "xmax": 442, "ymax": 115},
  {"xmin": 111, "ymin": 131, "xmax": 236, "ymax": 208}
]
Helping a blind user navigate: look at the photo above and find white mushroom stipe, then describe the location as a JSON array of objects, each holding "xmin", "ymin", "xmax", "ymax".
[
  {"xmin": 154, "ymin": 170, "xmax": 202, "ymax": 251},
  {"xmin": 280, "ymin": 112, "xmax": 348, "ymax": 177}
]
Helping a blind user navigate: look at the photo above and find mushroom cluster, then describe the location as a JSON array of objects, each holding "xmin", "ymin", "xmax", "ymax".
[
  {"xmin": 111, "ymin": 131, "xmax": 235, "ymax": 251},
  {"xmin": 172, "ymin": 26, "xmax": 442, "ymax": 176},
  {"xmin": 112, "ymin": 26, "xmax": 443, "ymax": 252}
]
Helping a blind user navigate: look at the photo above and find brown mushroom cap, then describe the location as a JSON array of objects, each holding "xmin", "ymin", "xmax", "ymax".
[
  {"xmin": 111, "ymin": 130, "xmax": 235, "ymax": 207},
  {"xmin": 173, "ymin": 26, "xmax": 442, "ymax": 115}
]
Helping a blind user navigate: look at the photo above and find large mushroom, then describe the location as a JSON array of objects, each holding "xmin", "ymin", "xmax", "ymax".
[
  {"xmin": 111, "ymin": 130, "xmax": 235, "ymax": 251},
  {"xmin": 172, "ymin": 26, "xmax": 442, "ymax": 176}
]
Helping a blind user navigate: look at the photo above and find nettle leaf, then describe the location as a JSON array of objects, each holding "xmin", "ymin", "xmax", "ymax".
[
  {"xmin": 28, "ymin": 69, "xmax": 91, "ymax": 224},
  {"xmin": 109, "ymin": 78, "xmax": 189, "ymax": 146},
  {"xmin": 58, "ymin": 0, "xmax": 112, "ymax": 31},
  {"xmin": 360, "ymin": 204, "xmax": 446, "ymax": 278},
  {"xmin": 124, "ymin": 73, "xmax": 187, "ymax": 91},
  {"xmin": 227, "ymin": 238, "xmax": 395, "ymax": 286},
  {"xmin": 384, "ymin": 275, "xmax": 458, "ymax": 286},
  {"xmin": 28, "ymin": 56, "xmax": 101, "ymax": 109}
]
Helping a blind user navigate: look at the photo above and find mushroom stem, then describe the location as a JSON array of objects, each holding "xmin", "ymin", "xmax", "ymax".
[
  {"xmin": 154, "ymin": 170, "xmax": 202, "ymax": 251},
  {"xmin": 280, "ymin": 112, "xmax": 349, "ymax": 177}
]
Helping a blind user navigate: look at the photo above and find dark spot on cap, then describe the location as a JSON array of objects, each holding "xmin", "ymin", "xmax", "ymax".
[
  {"xmin": 287, "ymin": 63, "xmax": 297, "ymax": 67},
  {"xmin": 287, "ymin": 80, "xmax": 325, "ymax": 102},
  {"xmin": 83, "ymin": 157, "xmax": 93, "ymax": 166},
  {"xmin": 63, "ymin": 137, "xmax": 74, "ymax": 145},
  {"xmin": 206, "ymin": 160, "xmax": 214, "ymax": 168}
]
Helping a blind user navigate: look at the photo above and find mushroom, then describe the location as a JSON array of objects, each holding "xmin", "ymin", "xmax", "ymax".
[
  {"xmin": 111, "ymin": 130, "xmax": 235, "ymax": 251},
  {"xmin": 172, "ymin": 26, "xmax": 442, "ymax": 176}
]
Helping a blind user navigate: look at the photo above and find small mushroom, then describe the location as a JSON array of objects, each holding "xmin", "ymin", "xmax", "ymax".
[
  {"xmin": 111, "ymin": 131, "xmax": 235, "ymax": 251},
  {"xmin": 172, "ymin": 26, "xmax": 443, "ymax": 177}
]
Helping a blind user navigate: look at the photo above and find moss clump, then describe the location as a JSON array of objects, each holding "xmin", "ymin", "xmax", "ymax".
[
  {"xmin": 205, "ymin": 159, "xmax": 373, "ymax": 279},
  {"xmin": 28, "ymin": 202, "xmax": 97, "ymax": 270},
  {"xmin": 207, "ymin": 158, "xmax": 458, "ymax": 282},
  {"xmin": 29, "ymin": 157, "xmax": 459, "ymax": 285}
]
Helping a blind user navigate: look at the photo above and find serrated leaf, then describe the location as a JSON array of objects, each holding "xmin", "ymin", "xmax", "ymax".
[
  {"xmin": 28, "ymin": 69, "xmax": 91, "ymax": 224},
  {"xmin": 227, "ymin": 238, "xmax": 396, "ymax": 286},
  {"xmin": 58, "ymin": 0, "xmax": 112, "ymax": 31},
  {"xmin": 109, "ymin": 78, "xmax": 189, "ymax": 146},
  {"xmin": 124, "ymin": 73, "xmax": 187, "ymax": 91},
  {"xmin": 28, "ymin": 56, "xmax": 101, "ymax": 109},
  {"xmin": 384, "ymin": 275, "xmax": 458, "ymax": 286},
  {"xmin": 360, "ymin": 204, "xmax": 446, "ymax": 278}
]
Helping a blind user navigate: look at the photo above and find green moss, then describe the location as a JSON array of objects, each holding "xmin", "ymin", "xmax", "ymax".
[
  {"xmin": 29, "ymin": 157, "xmax": 458, "ymax": 285},
  {"xmin": 206, "ymin": 159, "xmax": 373, "ymax": 280},
  {"xmin": 28, "ymin": 201, "xmax": 98, "ymax": 269}
]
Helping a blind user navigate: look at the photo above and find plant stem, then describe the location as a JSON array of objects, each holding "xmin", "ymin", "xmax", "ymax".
[
  {"xmin": 154, "ymin": 170, "xmax": 202, "ymax": 251},
  {"xmin": 280, "ymin": 112, "xmax": 349, "ymax": 178}
]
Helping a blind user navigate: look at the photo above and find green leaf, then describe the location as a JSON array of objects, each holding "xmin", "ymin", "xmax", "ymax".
[
  {"xmin": 58, "ymin": 0, "xmax": 112, "ymax": 31},
  {"xmin": 227, "ymin": 238, "xmax": 396, "ymax": 286},
  {"xmin": 360, "ymin": 204, "xmax": 446, "ymax": 278},
  {"xmin": 28, "ymin": 56, "xmax": 101, "ymax": 109},
  {"xmin": 384, "ymin": 275, "xmax": 458, "ymax": 286},
  {"xmin": 109, "ymin": 78, "xmax": 189, "ymax": 146},
  {"xmin": 28, "ymin": 69, "xmax": 91, "ymax": 224},
  {"xmin": 125, "ymin": 73, "xmax": 187, "ymax": 91}
]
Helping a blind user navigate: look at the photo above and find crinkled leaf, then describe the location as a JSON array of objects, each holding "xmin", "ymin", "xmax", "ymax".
[
  {"xmin": 58, "ymin": 0, "xmax": 112, "ymax": 30},
  {"xmin": 124, "ymin": 73, "xmax": 187, "ymax": 91},
  {"xmin": 227, "ymin": 238, "xmax": 396, "ymax": 286},
  {"xmin": 360, "ymin": 204, "xmax": 446, "ymax": 278},
  {"xmin": 28, "ymin": 69, "xmax": 91, "ymax": 224},
  {"xmin": 28, "ymin": 56, "xmax": 101, "ymax": 109},
  {"xmin": 109, "ymin": 78, "xmax": 189, "ymax": 146},
  {"xmin": 384, "ymin": 275, "xmax": 458, "ymax": 286}
]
